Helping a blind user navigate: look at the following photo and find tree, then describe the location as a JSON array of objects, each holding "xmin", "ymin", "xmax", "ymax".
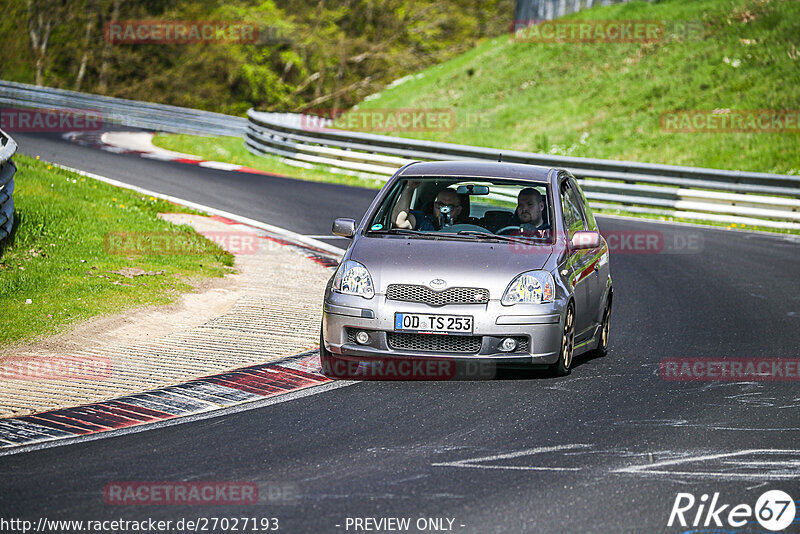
[
  {"xmin": 26, "ymin": 0, "xmax": 68, "ymax": 85},
  {"xmin": 96, "ymin": 0, "xmax": 122, "ymax": 93},
  {"xmin": 7, "ymin": 0, "xmax": 516, "ymax": 112}
]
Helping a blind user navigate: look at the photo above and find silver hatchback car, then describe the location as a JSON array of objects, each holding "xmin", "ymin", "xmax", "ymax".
[{"xmin": 320, "ymin": 161, "xmax": 612, "ymax": 378}]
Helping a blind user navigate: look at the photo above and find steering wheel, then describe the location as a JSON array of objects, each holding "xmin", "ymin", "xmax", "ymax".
[{"xmin": 496, "ymin": 225, "xmax": 522, "ymax": 235}]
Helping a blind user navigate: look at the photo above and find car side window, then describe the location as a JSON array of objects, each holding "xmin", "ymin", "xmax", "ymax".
[
  {"xmin": 372, "ymin": 180, "xmax": 406, "ymax": 229},
  {"xmin": 560, "ymin": 180, "xmax": 586, "ymax": 235},
  {"xmin": 569, "ymin": 178, "xmax": 597, "ymax": 231}
]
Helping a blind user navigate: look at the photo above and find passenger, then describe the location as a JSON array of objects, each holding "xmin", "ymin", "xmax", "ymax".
[
  {"xmin": 393, "ymin": 182, "xmax": 464, "ymax": 230},
  {"xmin": 515, "ymin": 187, "xmax": 550, "ymax": 231}
]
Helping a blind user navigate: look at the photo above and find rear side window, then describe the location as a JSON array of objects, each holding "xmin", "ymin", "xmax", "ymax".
[
  {"xmin": 570, "ymin": 178, "xmax": 598, "ymax": 231},
  {"xmin": 560, "ymin": 180, "xmax": 586, "ymax": 233}
]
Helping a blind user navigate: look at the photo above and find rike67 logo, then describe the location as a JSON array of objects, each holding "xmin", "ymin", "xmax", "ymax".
[{"xmin": 668, "ymin": 490, "xmax": 796, "ymax": 531}]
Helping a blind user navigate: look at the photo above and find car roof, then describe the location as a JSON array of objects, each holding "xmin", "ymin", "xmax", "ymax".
[{"xmin": 398, "ymin": 161, "xmax": 553, "ymax": 183}]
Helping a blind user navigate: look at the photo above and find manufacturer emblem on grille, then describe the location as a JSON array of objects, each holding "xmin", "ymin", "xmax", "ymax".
[
  {"xmin": 474, "ymin": 293, "xmax": 484, "ymax": 301},
  {"xmin": 429, "ymin": 279, "xmax": 447, "ymax": 291}
]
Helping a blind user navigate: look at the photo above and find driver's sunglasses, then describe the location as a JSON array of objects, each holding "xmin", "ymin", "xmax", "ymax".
[{"xmin": 434, "ymin": 201, "xmax": 461, "ymax": 209}]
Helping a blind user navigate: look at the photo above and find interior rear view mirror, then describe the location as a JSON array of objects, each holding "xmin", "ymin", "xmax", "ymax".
[{"xmin": 456, "ymin": 184, "xmax": 489, "ymax": 195}]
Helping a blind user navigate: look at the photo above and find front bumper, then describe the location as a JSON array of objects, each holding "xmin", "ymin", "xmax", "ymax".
[{"xmin": 322, "ymin": 292, "xmax": 565, "ymax": 365}]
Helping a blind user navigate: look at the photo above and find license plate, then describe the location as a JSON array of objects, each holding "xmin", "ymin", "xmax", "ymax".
[{"xmin": 394, "ymin": 313, "xmax": 473, "ymax": 334}]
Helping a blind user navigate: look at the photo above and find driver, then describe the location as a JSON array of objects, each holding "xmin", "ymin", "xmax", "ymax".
[
  {"xmin": 515, "ymin": 188, "xmax": 550, "ymax": 231},
  {"xmin": 393, "ymin": 182, "xmax": 463, "ymax": 231}
]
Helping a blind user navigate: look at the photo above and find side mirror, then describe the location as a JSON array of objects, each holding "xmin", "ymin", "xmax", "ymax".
[
  {"xmin": 571, "ymin": 230, "xmax": 601, "ymax": 250},
  {"xmin": 332, "ymin": 218, "xmax": 356, "ymax": 238}
]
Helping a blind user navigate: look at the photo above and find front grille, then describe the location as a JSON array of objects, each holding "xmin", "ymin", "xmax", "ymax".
[
  {"xmin": 510, "ymin": 336, "xmax": 530, "ymax": 353},
  {"xmin": 346, "ymin": 329, "xmax": 358, "ymax": 344},
  {"xmin": 386, "ymin": 284, "xmax": 489, "ymax": 306},
  {"xmin": 387, "ymin": 333, "xmax": 482, "ymax": 353}
]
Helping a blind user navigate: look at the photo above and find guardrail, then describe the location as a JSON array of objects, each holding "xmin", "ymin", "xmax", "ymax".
[
  {"xmin": 0, "ymin": 129, "xmax": 17, "ymax": 243},
  {"xmin": 0, "ymin": 80, "xmax": 246, "ymax": 137},
  {"xmin": 1, "ymin": 80, "xmax": 796, "ymax": 230},
  {"xmin": 515, "ymin": 0, "xmax": 640, "ymax": 23},
  {"xmin": 246, "ymin": 110, "xmax": 800, "ymax": 229}
]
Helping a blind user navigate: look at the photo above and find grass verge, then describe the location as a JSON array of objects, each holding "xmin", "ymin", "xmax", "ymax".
[
  {"xmin": 353, "ymin": 0, "xmax": 800, "ymax": 174},
  {"xmin": 0, "ymin": 154, "xmax": 234, "ymax": 348}
]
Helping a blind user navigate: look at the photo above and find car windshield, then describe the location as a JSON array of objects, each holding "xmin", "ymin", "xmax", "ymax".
[{"xmin": 367, "ymin": 177, "xmax": 554, "ymax": 244}]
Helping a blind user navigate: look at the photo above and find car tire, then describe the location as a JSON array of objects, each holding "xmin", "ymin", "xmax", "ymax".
[
  {"xmin": 549, "ymin": 304, "xmax": 575, "ymax": 377},
  {"xmin": 589, "ymin": 295, "xmax": 612, "ymax": 358}
]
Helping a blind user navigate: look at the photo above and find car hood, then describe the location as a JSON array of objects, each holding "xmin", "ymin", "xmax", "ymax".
[{"xmin": 350, "ymin": 235, "xmax": 555, "ymax": 298}]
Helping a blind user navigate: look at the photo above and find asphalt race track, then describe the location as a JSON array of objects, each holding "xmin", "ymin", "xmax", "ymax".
[{"xmin": 2, "ymin": 131, "xmax": 799, "ymax": 533}]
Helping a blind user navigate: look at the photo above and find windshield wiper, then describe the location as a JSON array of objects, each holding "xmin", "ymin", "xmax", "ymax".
[
  {"xmin": 369, "ymin": 228, "xmax": 430, "ymax": 236},
  {"xmin": 456, "ymin": 230, "xmax": 546, "ymax": 246},
  {"xmin": 369, "ymin": 228, "xmax": 543, "ymax": 245},
  {"xmin": 370, "ymin": 228, "xmax": 487, "ymax": 240}
]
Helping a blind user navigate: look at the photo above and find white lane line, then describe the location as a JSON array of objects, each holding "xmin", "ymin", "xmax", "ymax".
[
  {"xmin": 614, "ymin": 449, "xmax": 800, "ymax": 480},
  {"xmin": 0, "ymin": 378, "xmax": 356, "ymax": 458},
  {"xmin": 198, "ymin": 161, "xmax": 243, "ymax": 171},
  {"xmin": 50, "ymin": 163, "xmax": 346, "ymax": 257},
  {"xmin": 140, "ymin": 152, "xmax": 183, "ymax": 162},
  {"xmin": 437, "ymin": 465, "xmax": 582, "ymax": 472},
  {"xmin": 618, "ymin": 449, "xmax": 799, "ymax": 471},
  {"xmin": 617, "ymin": 471, "xmax": 800, "ymax": 480},
  {"xmin": 432, "ymin": 443, "xmax": 591, "ymax": 471},
  {"xmin": 725, "ymin": 460, "xmax": 800, "ymax": 467}
]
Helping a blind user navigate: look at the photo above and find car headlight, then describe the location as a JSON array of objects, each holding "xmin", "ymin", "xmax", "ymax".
[
  {"xmin": 333, "ymin": 260, "xmax": 375, "ymax": 299},
  {"xmin": 501, "ymin": 270, "xmax": 555, "ymax": 305}
]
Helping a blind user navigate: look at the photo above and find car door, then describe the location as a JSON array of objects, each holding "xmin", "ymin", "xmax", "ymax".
[
  {"xmin": 569, "ymin": 176, "xmax": 608, "ymax": 335},
  {"xmin": 559, "ymin": 177, "xmax": 593, "ymax": 339}
]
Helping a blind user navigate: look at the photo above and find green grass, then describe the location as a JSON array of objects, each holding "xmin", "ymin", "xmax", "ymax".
[
  {"xmin": 351, "ymin": 0, "xmax": 800, "ymax": 174},
  {"xmin": 152, "ymin": 134, "xmax": 386, "ymax": 190},
  {"xmin": 0, "ymin": 155, "xmax": 234, "ymax": 348}
]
